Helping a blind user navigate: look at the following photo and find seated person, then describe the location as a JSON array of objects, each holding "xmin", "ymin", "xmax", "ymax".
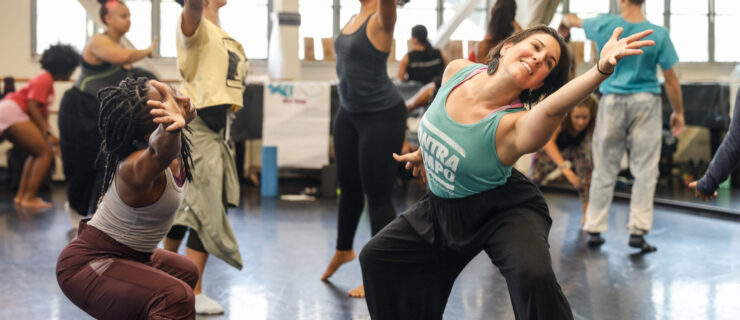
[
  {"xmin": 397, "ymin": 25, "xmax": 449, "ymax": 84},
  {"xmin": 402, "ymin": 76, "xmax": 442, "ymax": 154},
  {"xmin": 529, "ymin": 95, "xmax": 598, "ymax": 224}
]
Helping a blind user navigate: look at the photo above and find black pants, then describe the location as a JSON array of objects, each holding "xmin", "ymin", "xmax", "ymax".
[
  {"xmin": 166, "ymin": 225, "xmax": 206, "ymax": 253},
  {"xmin": 333, "ymin": 104, "xmax": 407, "ymax": 250},
  {"xmin": 58, "ymin": 88, "xmax": 103, "ymax": 215},
  {"xmin": 360, "ymin": 170, "xmax": 573, "ymax": 320}
]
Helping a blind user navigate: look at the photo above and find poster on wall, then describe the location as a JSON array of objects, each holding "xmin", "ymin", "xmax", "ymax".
[{"xmin": 262, "ymin": 81, "xmax": 331, "ymax": 169}]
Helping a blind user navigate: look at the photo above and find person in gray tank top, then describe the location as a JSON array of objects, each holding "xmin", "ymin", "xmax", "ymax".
[
  {"xmin": 57, "ymin": 77, "xmax": 200, "ymax": 320},
  {"xmin": 321, "ymin": 0, "xmax": 408, "ymax": 298}
]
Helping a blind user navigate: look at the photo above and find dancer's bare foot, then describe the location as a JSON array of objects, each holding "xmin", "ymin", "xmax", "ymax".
[
  {"xmin": 348, "ymin": 284, "xmax": 364, "ymax": 298},
  {"xmin": 321, "ymin": 249, "xmax": 356, "ymax": 281},
  {"xmin": 19, "ymin": 198, "xmax": 52, "ymax": 209},
  {"xmin": 13, "ymin": 196, "xmax": 22, "ymax": 206}
]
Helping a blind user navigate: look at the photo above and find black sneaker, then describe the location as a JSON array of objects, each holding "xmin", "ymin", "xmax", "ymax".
[
  {"xmin": 587, "ymin": 232, "xmax": 605, "ymax": 247},
  {"xmin": 629, "ymin": 235, "xmax": 657, "ymax": 252}
]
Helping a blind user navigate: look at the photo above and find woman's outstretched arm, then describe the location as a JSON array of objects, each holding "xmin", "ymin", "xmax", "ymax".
[
  {"xmin": 118, "ymin": 81, "xmax": 195, "ymax": 187},
  {"xmin": 689, "ymin": 91, "xmax": 740, "ymax": 199},
  {"xmin": 181, "ymin": 0, "xmax": 204, "ymax": 37},
  {"xmin": 90, "ymin": 35, "xmax": 155, "ymax": 65},
  {"xmin": 504, "ymin": 28, "xmax": 654, "ymax": 159},
  {"xmin": 376, "ymin": 0, "xmax": 398, "ymax": 33}
]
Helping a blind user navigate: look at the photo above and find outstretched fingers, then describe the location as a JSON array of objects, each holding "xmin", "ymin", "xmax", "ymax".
[
  {"xmin": 149, "ymin": 80, "xmax": 171, "ymax": 97},
  {"xmin": 614, "ymin": 49, "xmax": 646, "ymax": 60},
  {"xmin": 147, "ymin": 99, "xmax": 167, "ymax": 110},
  {"xmin": 609, "ymin": 27, "xmax": 624, "ymax": 41},
  {"xmin": 392, "ymin": 152, "xmax": 412, "ymax": 163},
  {"xmin": 624, "ymin": 29, "xmax": 654, "ymax": 43}
]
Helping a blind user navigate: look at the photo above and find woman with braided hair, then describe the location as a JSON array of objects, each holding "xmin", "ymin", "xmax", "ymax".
[{"xmin": 56, "ymin": 77, "xmax": 199, "ymax": 320}]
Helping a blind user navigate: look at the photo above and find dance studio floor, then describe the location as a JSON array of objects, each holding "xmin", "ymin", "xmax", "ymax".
[{"xmin": 2, "ymin": 182, "xmax": 740, "ymax": 320}]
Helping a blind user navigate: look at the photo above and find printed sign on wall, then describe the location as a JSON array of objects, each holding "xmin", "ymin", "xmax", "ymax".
[{"xmin": 262, "ymin": 82, "xmax": 331, "ymax": 169}]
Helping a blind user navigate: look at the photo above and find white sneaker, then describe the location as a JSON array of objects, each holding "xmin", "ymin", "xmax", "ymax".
[
  {"xmin": 65, "ymin": 202, "xmax": 83, "ymax": 231},
  {"xmin": 195, "ymin": 293, "xmax": 225, "ymax": 315}
]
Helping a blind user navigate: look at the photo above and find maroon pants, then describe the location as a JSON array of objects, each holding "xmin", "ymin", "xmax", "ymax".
[{"xmin": 57, "ymin": 221, "xmax": 198, "ymax": 320}]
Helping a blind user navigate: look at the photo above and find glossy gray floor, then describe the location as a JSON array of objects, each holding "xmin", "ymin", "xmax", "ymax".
[{"xmin": 2, "ymin": 183, "xmax": 740, "ymax": 320}]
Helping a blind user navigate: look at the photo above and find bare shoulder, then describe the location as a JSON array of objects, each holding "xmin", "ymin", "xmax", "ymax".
[
  {"xmin": 90, "ymin": 34, "xmax": 112, "ymax": 44},
  {"xmin": 442, "ymin": 59, "xmax": 475, "ymax": 85}
]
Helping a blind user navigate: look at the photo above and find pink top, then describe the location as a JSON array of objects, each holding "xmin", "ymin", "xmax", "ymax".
[{"xmin": 450, "ymin": 66, "xmax": 524, "ymax": 117}]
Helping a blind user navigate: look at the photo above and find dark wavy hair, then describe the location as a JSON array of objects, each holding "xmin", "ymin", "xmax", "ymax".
[
  {"xmin": 486, "ymin": 25, "xmax": 571, "ymax": 105},
  {"xmin": 487, "ymin": 0, "xmax": 517, "ymax": 46},
  {"xmin": 96, "ymin": 77, "xmax": 194, "ymax": 196},
  {"xmin": 411, "ymin": 25, "xmax": 432, "ymax": 51},
  {"xmin": 98, "ymin": 0, "xmax": 125, "ymax": 25},
  {"xmin": 40, "ymin": 43, "xmax": 80, "ymax": 77}
]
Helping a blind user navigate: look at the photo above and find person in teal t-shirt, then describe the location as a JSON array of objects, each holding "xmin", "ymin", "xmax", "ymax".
[
  {"xmin": 563, "ymin": 0, "xmax": 685, "ymax": 252},
  {"xmin": 360, "ymin": 25, "xmax": 655, "ymax": 319}
]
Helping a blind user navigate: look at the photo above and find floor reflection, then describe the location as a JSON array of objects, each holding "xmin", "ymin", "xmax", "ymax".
[{"xmin": 1, "ymin": 184, "xmax": 740, "ymax": 319}]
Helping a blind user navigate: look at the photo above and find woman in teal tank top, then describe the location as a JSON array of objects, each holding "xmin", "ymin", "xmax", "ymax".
[{"xmin": 360, "ymin": 25, "xmax": 656, "ymax": 319}]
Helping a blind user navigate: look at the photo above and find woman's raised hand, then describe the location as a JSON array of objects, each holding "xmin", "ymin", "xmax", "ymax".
[
  {"xmin": 173, "ymin": 87, "xmax": 197, "ymax": 124},
  {"xmin": 598, "ymin": 27, "xmax": 655, "ymax": 74},
  {"xmin": 147, "ymin": 80, "xmax": 188, "ymax": 132}
]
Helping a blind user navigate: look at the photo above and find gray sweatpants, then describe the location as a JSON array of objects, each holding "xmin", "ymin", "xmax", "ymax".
[{"xmin": 583, "ymin": 93, "xmax": 662, "ymax": 235}]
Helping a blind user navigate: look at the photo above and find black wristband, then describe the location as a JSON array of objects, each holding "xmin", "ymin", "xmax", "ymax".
[{"xmin": 596, "ymin": 61, "xmax": 613, "ymax": 76}]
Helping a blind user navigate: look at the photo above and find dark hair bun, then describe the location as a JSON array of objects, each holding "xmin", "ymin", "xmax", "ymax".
[{"xmin": 175, "ymin": 0, "xmax": 184, "ymax": 6}]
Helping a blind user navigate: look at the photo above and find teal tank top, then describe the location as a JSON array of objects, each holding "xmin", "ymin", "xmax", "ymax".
[{"xmin": 418, "ymin": 63, "xmax": 526, "ymax": 198}]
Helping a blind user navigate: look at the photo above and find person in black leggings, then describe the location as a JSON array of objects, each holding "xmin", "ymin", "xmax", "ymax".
[{"xmin": 320, "ymin": 0, "xmax": 407, "ymax": 298}]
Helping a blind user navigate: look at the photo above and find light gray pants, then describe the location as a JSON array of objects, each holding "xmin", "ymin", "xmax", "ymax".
[{"xmin": 583, "ymin": 93, "xmax": 662, "ymax": 235}]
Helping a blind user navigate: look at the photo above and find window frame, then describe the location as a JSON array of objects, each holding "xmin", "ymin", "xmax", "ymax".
[{"xmin": 31, "ymin": 0, "xmax": 736, "ymax": 64}]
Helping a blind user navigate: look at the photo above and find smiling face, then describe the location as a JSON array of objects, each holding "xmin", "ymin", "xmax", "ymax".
[{"xmin": 499, "ymin": 32, "xmax": 561, "ymax": 91}]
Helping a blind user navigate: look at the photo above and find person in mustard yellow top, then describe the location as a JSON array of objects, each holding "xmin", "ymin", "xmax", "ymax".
[{"xmin": 163, "ymin": 0, "xmax": 247, "ymax": 315}]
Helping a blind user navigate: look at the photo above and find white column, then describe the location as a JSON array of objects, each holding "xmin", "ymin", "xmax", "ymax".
[
  {"xmin": 432, "ymin": 0, "xmax": 484, "ymax": 49},
  {"xmin": 267, "ymin": 0, "xmax": 302, "ymax": 80}
]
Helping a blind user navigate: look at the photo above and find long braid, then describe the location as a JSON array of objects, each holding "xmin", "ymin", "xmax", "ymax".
[{"xmin": 96, "ymin": 77, "xmax": 194, "ymax": 199}]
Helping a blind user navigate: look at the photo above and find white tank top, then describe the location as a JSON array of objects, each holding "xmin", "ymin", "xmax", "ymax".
[{"xmin": 89, "ymin": 168, "xmax": 187, "ymax": 253}]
